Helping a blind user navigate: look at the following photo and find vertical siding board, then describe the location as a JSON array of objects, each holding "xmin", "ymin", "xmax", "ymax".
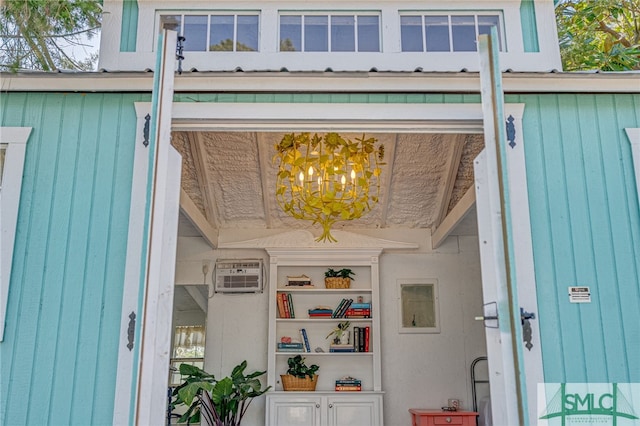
[
  {"xmin": 92, "ymin": 96, "xmax": 137, "ymax": 423},
  {"xmin": 70, "ymin": 95, "xmax": 121, "ymax": 422},
  {"xmin": 561, "ymin": 94, "xmax": 609, "ymax": 381},
  {"xmin": 521, "ymin": 96, "xmax": 566, "ymax": 380},
  {"xmin": 27, "ymin": 94, "xmax": 84, "ymax": 425},
  {"xmin": 8, "ymin": 95, "xmax": 65, "ymax": 425},
  {"xmin": 48, "ymin": 94, "xmax": 105, "ymax": 424},
  {"xmin": 540, "ymin": 95, "xmax": 588, "ymax": 380},
  {"xmin": 595, "ymin": 95, "xmax": 639, "ymax": 381}
]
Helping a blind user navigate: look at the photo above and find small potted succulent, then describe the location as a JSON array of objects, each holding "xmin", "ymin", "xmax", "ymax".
[
  {"xmin": 324, "ymin": 268, "xmax": 355, "ymax": 288},
  {"xmin": 281, "ymin": 355, "xmax": 319, "ymax": 391}
]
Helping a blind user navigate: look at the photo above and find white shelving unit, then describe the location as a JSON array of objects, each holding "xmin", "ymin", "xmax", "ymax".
[{"xmin": 265, "ymin": 248, "xmax": 383, "ymax": 426}]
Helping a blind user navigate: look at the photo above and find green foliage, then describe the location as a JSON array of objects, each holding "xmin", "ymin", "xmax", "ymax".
[
  {"xmin": 556, "ymin": 0, "xmax": 640, "ymax": 70},
  {"xmin": 210, "ymin": 38, "xmax": 256, "ymax": 52},
  {"xmin": 286, "ymin": 355, "xmax": 319, "ymax": 379},
  {"xmin": 326, "ymin": 321, "xmax": 351, "ymax": 342},
  {"xmin": 324, "ymin": 268, "xmax": 355, "ymax": 280},
  {"xmin": 170, "ymin": 361, "xmax": 270, "ymax": 426},
  {"xmin": 0, "ymin": 0, "xmax": 102, "ymax": 71}
]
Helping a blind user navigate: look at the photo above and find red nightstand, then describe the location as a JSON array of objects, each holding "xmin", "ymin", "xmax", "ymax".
[{"xmin": 409, "ymin": 409, "xmax": 478, "ymax": 426}]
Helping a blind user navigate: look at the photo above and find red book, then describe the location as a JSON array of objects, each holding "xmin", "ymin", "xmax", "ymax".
[
  {"xmin": 365, "ymin": 326, "xmax": 370, "ymax": 352},
  {"xmin": 277, "ymin": 294, "xmax": 286, "ymax": 318},
  {"xmin": 282, "ymin": 293, "xmax": 290, "ymax": 318}
]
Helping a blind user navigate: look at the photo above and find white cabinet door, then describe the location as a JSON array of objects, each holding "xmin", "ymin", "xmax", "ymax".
[
  {"xmin": 327, "ymin": 395, "xmax": 381, "ymax": 426},
  {"xmin": 268, "ymin": 395, "xmax": 322, "ymax": 426}
]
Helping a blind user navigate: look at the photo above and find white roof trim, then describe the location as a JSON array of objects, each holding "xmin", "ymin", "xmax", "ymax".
[{"xmin": 1, "ymin": 72, "xmax": 638, "ymax": 93}]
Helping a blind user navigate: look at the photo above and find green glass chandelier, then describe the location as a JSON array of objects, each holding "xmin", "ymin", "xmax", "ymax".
[{"xmin": 274, "ymin": 132, "xmax": 385, "ymax": 242}]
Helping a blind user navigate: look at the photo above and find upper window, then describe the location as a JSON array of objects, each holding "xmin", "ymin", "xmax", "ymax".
[
  {"xmin": 279, "ymin": 13, "xmax": 380, "ymax": 52},
  {"xmin": 160, "ymin": 13, "xmax": 259, "ymax": 52},
  {"xmin": 400, "ymin": 14, "xmax": 502, "ymax": 52}
]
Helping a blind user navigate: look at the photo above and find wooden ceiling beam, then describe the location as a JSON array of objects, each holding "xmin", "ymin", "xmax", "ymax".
[
  {"xmin": 179, "ymin": 189, "xmax": 218, "ymax": 248},
  {"xmin": 187, "ymin": 132, "xmax": 221, "ymax": 227},
  {"xmin": 431, "ymin": 185, "xmax": 476, "ymax": 249},
  {"xmin": 379, "ymin": 135, "xmax": 397, "ymax": 228},
  {"xmin": 434, "ymin": 134, "xmax": 467, "ymax": 227},
  {"xmin": 256, "ymin": 132, "xmax": 273, "ymax": 228}
]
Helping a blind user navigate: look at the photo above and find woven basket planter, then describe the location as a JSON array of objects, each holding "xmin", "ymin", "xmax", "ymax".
[
  {"xmin": 325, "ymin": 277, "xmax": 351, "ymax": 289},
  {"xmin": 281, "ymin": 374, "xmax": 318, "ymax": 391}
]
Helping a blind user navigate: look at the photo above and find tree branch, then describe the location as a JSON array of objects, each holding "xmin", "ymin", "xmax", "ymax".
[{"xmin": 598, "ymin": 21, "xmax": 632, "ymax": 47}]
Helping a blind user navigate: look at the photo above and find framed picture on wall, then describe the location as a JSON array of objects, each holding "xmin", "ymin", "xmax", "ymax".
[{"xmin": 397, "ymin": 278, "xmax": 440, "ymax": 333}]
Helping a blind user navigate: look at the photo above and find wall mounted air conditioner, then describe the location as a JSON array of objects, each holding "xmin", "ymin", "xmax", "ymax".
[{"xmin": 214, "ymin": 259, "xmax": 263, "ymax": 293}]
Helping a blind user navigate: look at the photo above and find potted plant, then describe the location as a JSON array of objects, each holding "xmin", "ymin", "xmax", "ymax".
[
  {"xmin": 324, "ymin": 268, "xmax": 355, "ymax": 288},
  {"xmin": 326, "ymin": 321, "xmax": 351, "ymax": 345},
  {"xmin": 170, "ymin": 361, "xmax": 270, "ymax": 425},
  {"xmin": 281, "ymin": 355, "xmax": 319, "ymax": 391}
]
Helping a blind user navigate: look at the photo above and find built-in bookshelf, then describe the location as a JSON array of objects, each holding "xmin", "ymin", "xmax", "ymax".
[{"xmin": 265, "ymin": 248, "xmax": 383, "ymax": 394}]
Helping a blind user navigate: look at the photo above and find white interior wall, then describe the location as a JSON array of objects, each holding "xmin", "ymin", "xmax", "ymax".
[{"xmin": 173, "ymin": 233, "xmax": 486, "ymax": 425}]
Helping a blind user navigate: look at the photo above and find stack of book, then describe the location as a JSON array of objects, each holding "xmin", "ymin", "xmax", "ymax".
[
  {"xmin": 286, "ymin": 275, "xmax": 314, "ymax": 287},
  {"xmin": 345, "ymin": 302, "xmax": 371, "ymax": 318},
  {"xmin": 331, "ymin": 298, "xmax": 353, "ymax": 318},
  {"xmin": 329, "ymin": 343, "xmax": 354, "ymax": 353},
  {"xmin": 353, "ymin": 326, "xmax": 370, "ymax": 352},
  {"xmin": 277, "ymin": 293, "xmax": 295, "ymax": 318},
  {"xmin": 277, "ymin": 342, "xmax": 304, "ymax": 352},
  {"xmin": 335, "ymin": 377, "xmax": 362, "ymax": 391},
  {"xmin": 308, "ymin": 306, "xmax": 333, "ymax": 318}
]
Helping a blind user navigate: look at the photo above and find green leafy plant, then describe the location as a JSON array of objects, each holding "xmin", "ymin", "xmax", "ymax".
[
  {"xmin": 285, "ymin": 355, "xmax": 319, "ymax": 379},
  {"xmin": 324, "ymin": 268, "xmax": 355, "ymax": 280},
  {"xmin": 326, "ymin": 321, "xmax": 351, "ymax": 343},
  {"xmin": 170, "ymin": 361, "xmax": 270, "ymax": 426}
]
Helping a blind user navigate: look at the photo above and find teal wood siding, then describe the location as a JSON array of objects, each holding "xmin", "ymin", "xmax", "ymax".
[
  {"xmin": 506, "ymin": 93, "xmax": 640, "ymax": 383},
  {"xmin": 0, "ymin": 92, "xmax": 148, "ymax": 425},
  {"xmin": 519, "ymin": 0, "xmax": 540, "ymax": 52},
  {"xmin": 120, "ymin": 0, "xmax": 139, "ymax": 52}
]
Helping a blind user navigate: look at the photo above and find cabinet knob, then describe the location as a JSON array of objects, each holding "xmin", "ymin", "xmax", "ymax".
[
  {"xmin": 328, "ymin": 404, "xmax": 333, "ymax": 408},
  {"xmin": 316, "ymin": 404, "xmax": 320, "ymax": 408},
  {"xmin": 446, "ymin": 417, "xmax": 451, "ymax": 423}
]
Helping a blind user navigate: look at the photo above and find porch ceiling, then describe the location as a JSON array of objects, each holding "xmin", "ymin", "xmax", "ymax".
[{"xmin": 172, "ymin": 131, "xmax": 484, "ymax": 246}]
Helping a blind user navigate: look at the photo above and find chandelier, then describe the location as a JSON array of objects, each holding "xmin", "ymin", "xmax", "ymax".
[{"xmin": 274, "ymin": 132, "xmax": 385, "ymax": 242}]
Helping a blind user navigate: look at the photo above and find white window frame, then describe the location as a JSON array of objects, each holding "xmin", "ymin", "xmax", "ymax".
[
  {"xmin": 399, "ymin": 11, "xmax": 505, "ymax": 53},
  {"xmin": 157, "ymin": 11, "xmax": 261, "ymax": 52},
  {"xmin": 278, "ymin": 12, "xmax": 381, "ymax": 52},
  {"xmin": 0, "ymin": 127, "xmax": 31, "ymax": 342}
]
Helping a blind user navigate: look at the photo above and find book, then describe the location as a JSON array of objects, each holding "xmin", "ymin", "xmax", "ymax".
[
  {"xmin": 278, "ymin": 342, "xmax": 304, "ymax": 348},
  {"xmin": 365, "ymin": 326, "xmax": 370, "ymax": 352},
  {"xmin": 277, "ymin": 348, "xmax": 304, "ymax": 352},
  {"xmin": 350, "ymin": 303, "xmax": 371, "ymax": 309},
  {"xmin": 287, "ymin": 274, "xmax": 312, "ymax": 286},
  {"xmin": 331, "ymin": 298, "xmax": 347, "ymax": 318},
  {"xmin": 359, "ymin": 327, "xmax": 365, "ymax": 352},
  {"xmin": 335, "ymin": 298, "xmax": 353, "ymax": 318},
  {"xmin": 287, "ymin": 293, "xmax": 295, "ymax": 318},
  {"xmin": 277, "ymin": 294, "xmax": 286, "ymax": 318},
  {"xmin": 281, "ymin": 293, "xmax": 290, "ymax": 318},
  {"xmin": 300, "ymin": 328, "xmax": 311, "ymax": 352},
  {"xmin": 335, "ymin": 385, "xmax": 362, "ymax": 391},
  {"xmin": 353, "ymin": 326, "xmax": 360, "ymax": 352}
]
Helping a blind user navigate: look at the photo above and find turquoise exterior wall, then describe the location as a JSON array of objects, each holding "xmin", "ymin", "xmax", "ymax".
[
  {"xmin": 520, "ymin": 0, "xmax": 540, "ymax": 52},
  {"xmin": 120, "ymin": 0, "xmax": 139, "ymax": 52},
  {"xmin": 507, "ymin": 93, "xmax": 640, "ymax": 383},
  {"xmin": 0, "ymin": 92, "xmax": 147, "ymax": 425}
]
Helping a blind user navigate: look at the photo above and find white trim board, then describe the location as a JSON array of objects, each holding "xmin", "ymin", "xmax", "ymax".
[
  {"xmin": 625, "ymin": 128, "xmax": 640, "ymax": 210},
  {"xmin": 0, "ymin": 127, "xmax": 31, "ymax": 342}
]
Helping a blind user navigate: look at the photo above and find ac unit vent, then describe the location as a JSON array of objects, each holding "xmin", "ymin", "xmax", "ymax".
[{"xmin": 214, "ymin": 259, "xmax": 263, "ymax": 293}]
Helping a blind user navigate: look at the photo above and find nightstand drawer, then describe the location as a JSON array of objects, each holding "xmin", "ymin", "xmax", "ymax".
[{"xmin": 433, "ymin": 415, "xmax": 463, "ymax": 425}]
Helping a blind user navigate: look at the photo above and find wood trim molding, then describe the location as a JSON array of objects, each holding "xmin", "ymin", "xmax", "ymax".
[{"xmin": 625, "ymin": 128, "xmax": 640, "ymax": 209}]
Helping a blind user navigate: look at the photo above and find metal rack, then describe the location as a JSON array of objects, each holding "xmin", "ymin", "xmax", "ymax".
[{"xmin": 470, "ymin": 356, "xmax": 489, "ymax": 412}]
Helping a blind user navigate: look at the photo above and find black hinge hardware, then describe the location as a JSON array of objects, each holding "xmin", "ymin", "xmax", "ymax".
[
  {"xmin": 127, "ymin": 311, "xmax": 136, "ymax": 351},
  {"xmin": 176, "ymin": 35, "xmax": 186, "ymax": 75},
  {"xmin": 143, "ymin": 114, "xmax": 150, "ymax": 147},
  {"xmin": 506, "ymin": 115, "xmax": 516, "ymax": 149}
]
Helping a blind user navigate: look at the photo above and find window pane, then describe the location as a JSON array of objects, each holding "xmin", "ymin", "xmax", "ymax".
[
  {"xmin": 331, "ymin": 16, "xmax": 355, "ymax": 52},
  {"xmin": 305, "ymin": 15, "xmax": 328, "ymax": 52},
  {"xmin": 210, "ymin": 15, "xmax": 234, "ymax": 51},
  {"xmin": 357, "ymin": 16, "xmax": 380, "ymax": 52},
  {"xmin": 451, "ymin": 15, "xmax": 476, "ymax": 51},
  {"xmin": 183, "ymin": 15, "xmax": 207, "ymax": 51},
  {"xmin": 401, "ymin": 16, "xmax": 423, "ymax": 52},
  {"xmin": 280, "ymin": 15, "xmax": 301, "ymax": 51},
  {"xmin": 237, "ymin": 15, "xmax": 258, "ymax": 51},
  {"xmin": 160, "ymin": 15, "xmax": 181, "ymax": 32},
  {"xmin": 425, "ymin": 16, "xmax": 450, "ymax": 52},
  {"xmin": 478, "ymin": 15, "xmax": 501, "ymax": 50}
]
